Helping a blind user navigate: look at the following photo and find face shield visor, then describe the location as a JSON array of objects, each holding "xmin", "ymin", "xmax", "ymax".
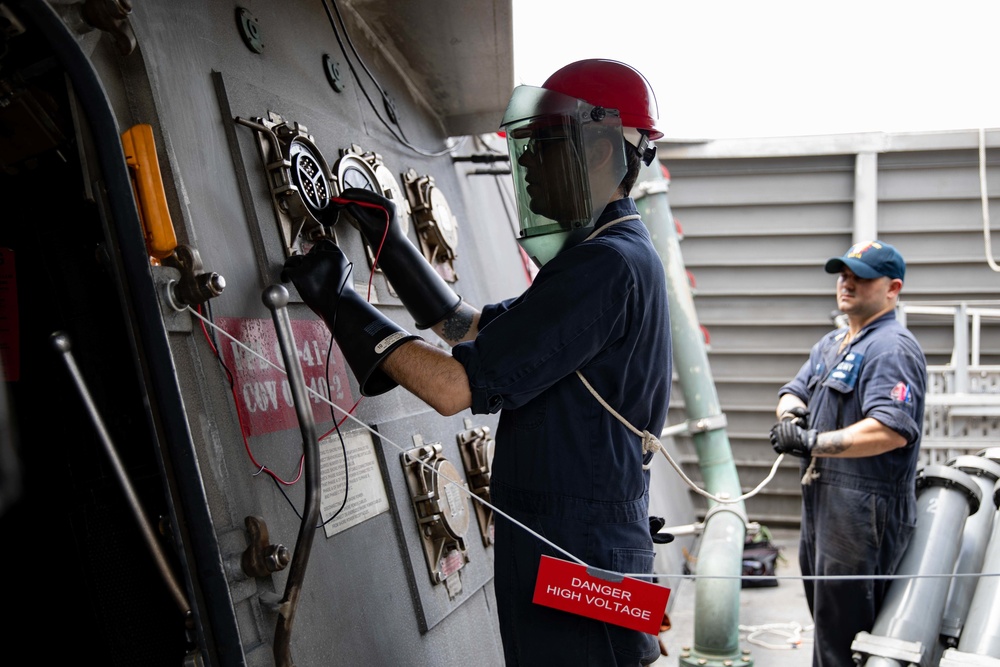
[{"xmin": 500, "ymin": 85, "xmax": 627, "ymax": 267}]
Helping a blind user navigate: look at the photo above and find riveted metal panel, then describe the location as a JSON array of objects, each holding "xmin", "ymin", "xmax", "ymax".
[{"xmin": 3, "ymin": 1, "xmax": 523, "ymax": 665}]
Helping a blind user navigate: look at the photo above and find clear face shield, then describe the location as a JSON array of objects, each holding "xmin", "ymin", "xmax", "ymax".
[{"xmin": 500, "ymin": 86, "xmax": 627, "ymax": 267}]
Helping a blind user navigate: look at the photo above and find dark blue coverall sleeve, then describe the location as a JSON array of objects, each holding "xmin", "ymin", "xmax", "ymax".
[{"xmin": 453, "ymin": 240, "xmax": 634, "ymax": 414}]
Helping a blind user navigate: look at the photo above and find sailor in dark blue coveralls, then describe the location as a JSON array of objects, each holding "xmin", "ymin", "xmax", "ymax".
[
  {"xmin": 281, "ymin": 59, "xmax": 671, "ymax": 666},
  {"xmin": 770, "ymin": 240, "xmax": 926, "ymax": 667}
]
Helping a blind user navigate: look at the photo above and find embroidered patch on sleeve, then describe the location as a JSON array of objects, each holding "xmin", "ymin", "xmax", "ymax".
[{"xmin": 890, "ymin": 382, "xmax": 912, "ymax": 404}]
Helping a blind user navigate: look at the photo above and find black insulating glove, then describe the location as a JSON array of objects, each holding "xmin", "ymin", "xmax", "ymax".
[
  {"xmin": 780, "ymin": 405, "xmax": 810, "ymax": 429},
  {"xmin": 337, "ymin": 188, "xmax": 462, "ymax": 329},
  {"xmin": 769, "ymin": 421, "xmax": 818, "ymax": 458},
  {"xmin": 281, "ymin": 239, "xmax": 418, "ymax": 397},
  {"xmin": 649, "ymin": 516, "xmax": 675, "ymax": 545}
]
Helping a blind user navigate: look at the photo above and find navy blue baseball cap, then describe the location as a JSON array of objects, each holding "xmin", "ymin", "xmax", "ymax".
[{"xmin": 824, "ymin": 240, "xmax": 906, "ymax": 281}]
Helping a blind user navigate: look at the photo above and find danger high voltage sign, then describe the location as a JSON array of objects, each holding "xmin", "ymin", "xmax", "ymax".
[{"xmin": 532, "ymin": 555, "xmax": 670, "ymax": 635}]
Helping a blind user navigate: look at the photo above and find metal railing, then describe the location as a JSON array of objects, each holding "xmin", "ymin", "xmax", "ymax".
[{"xmin": 900, "ymin": 302, "xmax": 1000, "ymax": 465}]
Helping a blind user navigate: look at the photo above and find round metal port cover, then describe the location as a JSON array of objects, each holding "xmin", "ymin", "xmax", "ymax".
[
  {"xmin": 433, "ymin": 458, "xmax": 470, "ymax": 541},
  {"xmin": 289, "ymin": 139, "xmax": 330, "ymax": 215},
  {"xmin": 336, "ymin": 153, "xmax": 380, "ymax": 194},
  {"xmin": 373, "ymin": 163, "xmax": 411, "ymax": 236},
  {"xmin": 428, "ymin": 185, "xmax": 458, "ymax": 252}
]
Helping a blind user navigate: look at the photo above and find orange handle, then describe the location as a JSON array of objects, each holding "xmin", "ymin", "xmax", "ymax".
[{"xmin": 121, "ymin": 124, "xmax": 177, "ymax": 261}]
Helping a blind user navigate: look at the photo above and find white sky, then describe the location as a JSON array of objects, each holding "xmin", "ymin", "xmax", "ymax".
[{"xmin": 512, "ymin": 0, "xmax": 1000, "ymax": 140}]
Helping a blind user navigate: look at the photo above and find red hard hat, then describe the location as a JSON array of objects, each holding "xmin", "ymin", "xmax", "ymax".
[{"xmin": 542, "ymin": 59, "xmax": 663, "ymax": 140}]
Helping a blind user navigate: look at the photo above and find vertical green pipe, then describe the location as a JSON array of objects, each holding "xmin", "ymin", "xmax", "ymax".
[{"xmin": 636, "ymin": 161, "xmax": 751, "ymax": 666}]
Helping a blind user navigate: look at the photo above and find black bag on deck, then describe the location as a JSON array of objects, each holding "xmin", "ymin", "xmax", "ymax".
[{"xmin": 742, "ymin": 538, "xmax": 781, "ymax": 588}]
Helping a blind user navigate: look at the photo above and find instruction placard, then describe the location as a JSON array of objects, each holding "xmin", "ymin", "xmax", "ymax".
[{"xmin": 320, "ymin": 429, "xmax": 389, "ymax": 537}]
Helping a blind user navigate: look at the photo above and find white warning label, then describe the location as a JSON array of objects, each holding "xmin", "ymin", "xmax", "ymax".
[{"xmin": 320, "ymin": 429, "xmax": 390, "ymax": 537}]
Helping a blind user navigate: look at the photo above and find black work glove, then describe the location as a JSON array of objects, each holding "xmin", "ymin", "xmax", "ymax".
[
  {"xmin": 281, "ymin": 239, "xmax": 418, "ymax": 397},
  {"xmin": 649, "ymin": 516, "xmax": 675, "ymax": 544},
  {"xmin": 336, "ymin": 188, "xmax": 462, "ymax": 330},
  {"xmin": 769, "ymin": 421, "xmax": 818, "ymax": 458},
  {"xmin": 780, "ymin": 405, "xmax": 810, "ymax": 429}
]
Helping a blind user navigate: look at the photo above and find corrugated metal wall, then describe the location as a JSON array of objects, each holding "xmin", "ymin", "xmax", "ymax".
[{"xmin": 658, "ymin": 131, "xmax": 1000, "ymax": 526}]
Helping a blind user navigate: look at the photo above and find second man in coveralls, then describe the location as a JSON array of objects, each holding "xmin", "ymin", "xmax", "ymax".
[{"xmin": 770, "ymin": 240, "xmax": 927, "ymax": 667}]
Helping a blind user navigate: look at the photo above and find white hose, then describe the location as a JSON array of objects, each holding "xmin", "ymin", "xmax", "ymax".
[{"xmin": 978, "ymin": 128, "xmax": 1000, "ymax": 272}]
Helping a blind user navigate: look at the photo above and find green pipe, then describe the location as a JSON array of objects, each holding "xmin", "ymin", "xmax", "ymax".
[{"xmin": 636, "ymin": 161, "xmax": 751, "ymax": 667}]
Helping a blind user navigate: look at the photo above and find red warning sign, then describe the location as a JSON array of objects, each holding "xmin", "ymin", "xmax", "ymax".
[
  {"xmin": 532, "ymin": 555, "xmax": 670, "ymax": 635},
  {"xmin": 215, "ymin": 317, "xmax": 354, "ymax": 436}
]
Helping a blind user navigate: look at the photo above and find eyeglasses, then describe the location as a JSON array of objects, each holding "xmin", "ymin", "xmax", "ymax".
[{"xmin": 522, "ymin": 134, "xmax": 572, "ymax": 157}]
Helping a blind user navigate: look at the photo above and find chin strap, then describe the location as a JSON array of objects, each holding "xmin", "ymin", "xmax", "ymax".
[
  {"xmin": 635, "ymin": 132, "xmax": 657, "ymax": 166},
  {"xmin": 625, "ymin": 129, "xmax": 657, "ymax": 166},
  {"xmin": 576, "ymin": 371, "xmax": 662, "ymax": 470}
]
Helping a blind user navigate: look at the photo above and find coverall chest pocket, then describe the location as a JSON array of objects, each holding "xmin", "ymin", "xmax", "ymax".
[
  {"xmin": 824, "ymin": 352, "xmax": 863, "ymax": 394},
  {"xmin": 814, "ymin": 356, "xmax": 862, "ymax": 432}
]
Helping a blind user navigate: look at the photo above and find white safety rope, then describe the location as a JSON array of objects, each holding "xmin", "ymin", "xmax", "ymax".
[
  {"xmin": 979, "ymin": 128, "xmax": 1000, "ymax": 272},
  {"xmin": 573, "ymin": 371, "xmax": 662, "ymax": 469},
  {"xmin": 187, "ymin": 306, "xmax": 588, "ymax": 566},
  {"xmin": 739, "ymin": 622, "xmax": 813, "ymax": 650},
  {"xmin": 801, "ymin": 457, "xmax": 820, "ymax": 485},
  {"xmin": 187, "ymin": 307, "xmax": 1000, "ymax": 584},
  {"xmin": 582, "ymin": 213, "xmax": 640, "ymax": 241},
  {"xmin": 575, "ymin": 371, "xmax": 785, "ymax": 506}
]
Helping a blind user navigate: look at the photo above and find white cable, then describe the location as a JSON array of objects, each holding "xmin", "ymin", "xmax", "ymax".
[
  {"xmin": 978, "ymin": 127, "xmax": 1000, "ymax": 272},
  {"xmin": 654, "ymin": 442, "xmax": 784, "ymax": 506},
  {"xmin": 739, "ymin": 622, "xmax": 813, "ymax": 650},
  {"xmin": 661, "ymin": 571, "xmax": 1000, "ymax": 582},
  {"xmin": 187, "ymin": 305, "xmax": 588, "ymax": 565},
  {"xmin": 189, "ymin": 307, "xmax": 1000, "ymax": 584},
  {"xmin": 576, "ymin": 371, "xmax": 785, "ymax": 506}
]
